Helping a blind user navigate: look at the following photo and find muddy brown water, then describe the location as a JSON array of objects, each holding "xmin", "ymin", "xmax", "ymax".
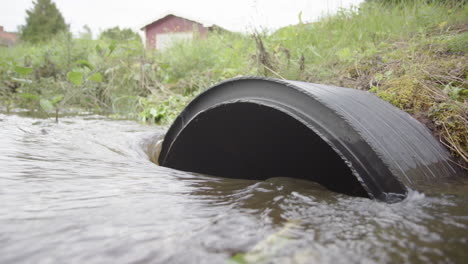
[{"xmin": 1, "ymin": 113, "xmax": 467, "ymax": 264}]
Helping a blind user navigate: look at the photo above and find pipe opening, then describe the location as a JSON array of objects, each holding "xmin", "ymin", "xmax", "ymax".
[{"xmin": 163, "ymin": 102, "xmax": 369, "ymax": 198}]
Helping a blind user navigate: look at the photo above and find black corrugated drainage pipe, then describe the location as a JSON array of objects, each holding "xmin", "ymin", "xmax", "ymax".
[{"xmin": 158, "ymin": 77, "xmax": 462, "ymax": 202}]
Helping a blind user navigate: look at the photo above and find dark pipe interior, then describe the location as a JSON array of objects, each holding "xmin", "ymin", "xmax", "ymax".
[{"xmin": 163, "ymin": 102, "xmax": 369, "ymax": 198}]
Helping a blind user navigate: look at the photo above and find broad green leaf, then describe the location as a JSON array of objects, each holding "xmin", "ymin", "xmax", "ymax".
[
  {"xmin": 51, "ymin": 94, "xmax": 64, "ymax": 105},
  {"xmin": 40, "ymin": 99, "xmax": 54, "ymax": 112},
  {"xmin": 67, "ymin": 71, "xmax": 83, "ymax": 86},
  {"xmin": 13, "ymin": 66, "xmax": 33, "ymax": 75},
  {"xmin": 19, "ymin": 93, "xmax": 39, "ymax": 100},
  {"xmin": 88, "ymin": 72, "xmax": 103, "ymax": 82},
  {"xmin": 75, "ymin": 60, "xmax": 94, "ymax": 70}
]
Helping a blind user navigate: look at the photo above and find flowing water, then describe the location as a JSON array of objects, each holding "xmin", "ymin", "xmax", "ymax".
[{"xmin": 1, "ymin": 113, "xmax": 467, "ymax": 264}]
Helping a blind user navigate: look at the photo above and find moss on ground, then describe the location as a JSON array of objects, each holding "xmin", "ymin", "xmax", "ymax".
[{"xmin": 336, "ymin": 23, "xmax": 468, "ymax": 167}]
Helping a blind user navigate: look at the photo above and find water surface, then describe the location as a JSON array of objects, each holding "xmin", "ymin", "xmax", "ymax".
[{"xmin": 1, "ymin": 114, "xmax": 467, "ymax": 263}]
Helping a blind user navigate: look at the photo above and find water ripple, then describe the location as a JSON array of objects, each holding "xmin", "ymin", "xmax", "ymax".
[{"xmin": 0, "ymin": 113, "xmax": 467, "ymax": 263}]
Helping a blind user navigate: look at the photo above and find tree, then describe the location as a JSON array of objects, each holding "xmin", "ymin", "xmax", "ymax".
[
  {"xmin": 99, "ymin": 27, "xmax": 141, "ymax": 42},
  {"xmin": 21, "ymin": 0, "xmax": 68, "ymax": 43}
]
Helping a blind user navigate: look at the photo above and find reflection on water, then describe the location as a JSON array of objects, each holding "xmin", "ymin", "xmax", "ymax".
[{"xmin": 0, "ymin": 113, "xmax": 467, "ymax": 263}]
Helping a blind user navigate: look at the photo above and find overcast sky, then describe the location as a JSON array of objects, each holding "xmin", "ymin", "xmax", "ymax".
[{"xmin": 1, "ymin": 0, "xmax": 363, "ymax": 37}]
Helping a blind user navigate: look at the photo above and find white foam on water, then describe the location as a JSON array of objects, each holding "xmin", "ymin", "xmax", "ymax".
[{"xmin": 403, "ymin": 189, "xmax": 426, "ymax": 203}]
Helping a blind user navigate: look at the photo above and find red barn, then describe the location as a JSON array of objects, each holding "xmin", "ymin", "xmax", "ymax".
[
  {"xmin": 0, "ymin": 26, "xmax": 18, "ymax": 47},
  {"xmin": 141, "ymin": 13, "xmax": 220, "ymax": 50}
]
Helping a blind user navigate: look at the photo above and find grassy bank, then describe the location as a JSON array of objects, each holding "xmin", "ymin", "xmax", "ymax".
[{"xmin": 1, "ymin": 0, "xmax": 467, "ymax": 166}]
